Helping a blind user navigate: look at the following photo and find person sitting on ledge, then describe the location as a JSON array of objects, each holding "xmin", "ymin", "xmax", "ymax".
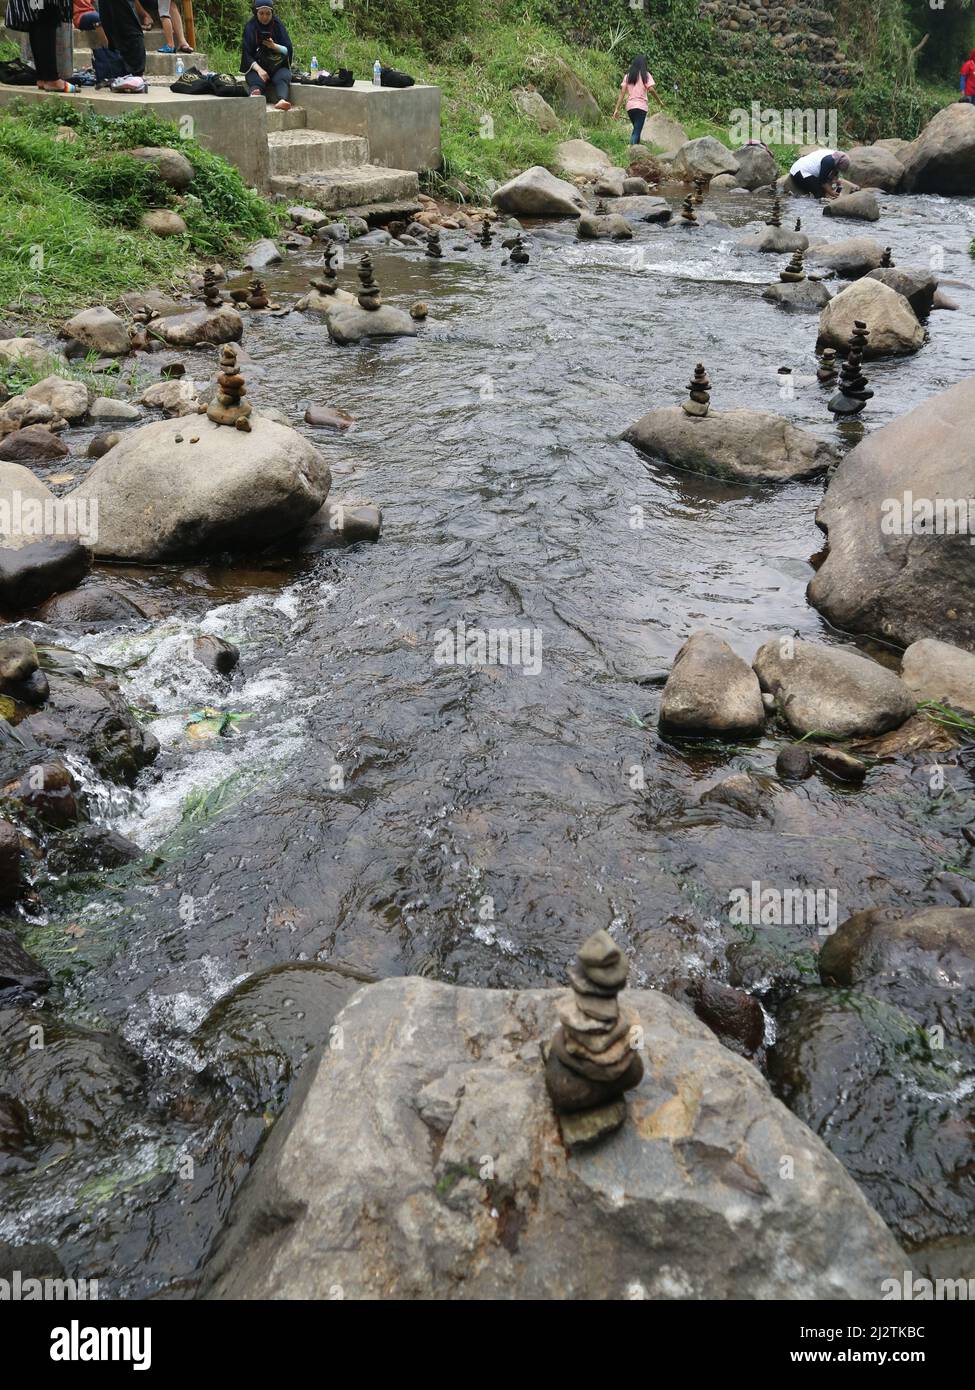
[
  {"xmin": 72, "ymin": 0, "xmax": 108, "ymax": 50},
  {"xmin": 241, "ymin": 0, "xmax": 293, "ymax": 112},
  {"xmin": 789, "ymin": 148, "xmax": 850, "ymax": 199}
]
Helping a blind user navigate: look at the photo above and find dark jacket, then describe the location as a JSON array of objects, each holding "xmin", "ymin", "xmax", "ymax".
[{"xmin": 240, "ymin": 17, "xmax": 293, "ymax": 75}]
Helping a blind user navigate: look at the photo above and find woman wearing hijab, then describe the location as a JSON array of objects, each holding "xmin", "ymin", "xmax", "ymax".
[
  {"xmin": 241, "ymin": 0, "xmax": 293, "ymax": 112},
  {"xmin": 789, "ymin": 148, "xmax": 851, "ymax": 199},
  {"xmin": 5, "ymin": 0, "xmax": 76, "ymax": 91}
]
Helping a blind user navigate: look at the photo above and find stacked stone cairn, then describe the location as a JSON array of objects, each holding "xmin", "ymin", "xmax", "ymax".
[
  {"xmin": 817, "ymin": 347, "xmax": 839, "ymax": 385},
  {"xmin": 544, "ymin": 929, "xmax": 644, "ymax": 1148},
  {"xmin": 795, "ymin": 217, "xmax": 802, "ymax": 232},
  {"xmin": 310, "ymin": 246, "xmax": 342, "ymax": 297},
  {"xmin": 206, "ymin": 344, "xmax": 252, "ymax": 431},
  {"xmin": 693, "ymin": 175, "xmax": 706, "ymax": 206},
  {"xmin": 680, "ymin": 194, "xmax": 698, "ymax": 226},
  {"xmin": 828, "ymin": 320, "xmax": 873, "ymax": 416},
  {"xmin": 682, "ymin": 362, "xmax": 711, "ymax": 416},
  {"xmin": 880, "ymin": 246, "xmax": 894, "ymax": 268},
  {"xmin": 357, "ymin": 254, "xmax": 382, "ymax": 311},
  {"xmin": 128, "ymin": 305, "xmax": 155, "ymax": 352},
  {"xmin": 425, "ymin": 229, "xmax": 443, "ymax": 259},
  {"xmin": 479, "ymin": 219, "xmax": 494, "ymax": 248},
  {"xmin": 508, "ymin": 234, "xmax": 529, "ymax": 264},
  {"xmin": 202, "ymin": 268, "xmax": 223, "ymax": 310},
  {"xmin": 246, "ymin": 277, "xmax": 269, "ymax": 310},
  {"xmin": 780, "ymin": 249, "xmax": 805, "ymax": 282},
  {"xmin": 766, "ymin": 196, "xmax": 782, "ymax": 228}
]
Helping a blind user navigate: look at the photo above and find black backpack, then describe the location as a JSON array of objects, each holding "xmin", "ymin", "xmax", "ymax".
[
  {"xmin": 0, "ymin": 58, "xmax": 36, "ymax": 86},
  {"xmin": 170, "ymin": 65, "xmax": 213, "ymax": 96},
  {"xmin": 92, "ymin": 47, "xmax": 127, "ymax": 84},
  {"xmin": 380, "ymin": 66, "xmax": 415, "ymax": 88}
]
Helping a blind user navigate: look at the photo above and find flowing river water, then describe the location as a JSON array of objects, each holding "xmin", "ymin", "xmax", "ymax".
[{"xmin": 4, "ymin": 185, "xmax": 975, "ymax": 1295}]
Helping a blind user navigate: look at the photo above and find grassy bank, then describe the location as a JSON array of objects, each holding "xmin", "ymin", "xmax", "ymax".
[{"xmin": 0, "ymin": 102, "xmax": 276, "ymax": 325}]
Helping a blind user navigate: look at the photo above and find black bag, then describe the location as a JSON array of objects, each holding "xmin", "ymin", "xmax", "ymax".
[
  {"xmin": 211, "ymin": 72, "xmax": 249, "ymax": 97},
  {"xmin": 0, "ymin": 58, "xmax": 37, "ymax": 86},
  {"xmin": 92, "ymin": 47, "xmax": 127, "ymax": 84},
  {"xmin": 380, "ymin": 66, "xmax": 415, "ymax": 88},
  {"xmin": 170, "ymin": 66, "xmax": 213, "ymax": 96},
  {"xmin": 316, "ymin": 68, "xmax": 354, "ymax": 88}
]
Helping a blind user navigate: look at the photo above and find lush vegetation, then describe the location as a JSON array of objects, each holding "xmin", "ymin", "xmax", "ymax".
[{"xmin": 0, "ymin": 103, "xmax": 276, "ymax": 322}]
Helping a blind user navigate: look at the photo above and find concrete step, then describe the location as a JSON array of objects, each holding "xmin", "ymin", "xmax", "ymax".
[
  {"xmin": 268, "ymin": 165, "xmax": 420, "ymax": 211},
  {"xmin": 69, "ymin": 29, "xmax": 207, "ymax": 75},
  {"xmin": 265, "ymin": 105, "xmax": 308, "ymax": 132},
  {"xmin": 267, "ymin": 129, "xmax": 370, "ymax": 176}
]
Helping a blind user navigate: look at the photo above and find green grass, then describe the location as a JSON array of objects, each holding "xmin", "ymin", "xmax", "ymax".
[{"xmin": 0, "ymin": 102, "xmax": 277, "ymax": 323}]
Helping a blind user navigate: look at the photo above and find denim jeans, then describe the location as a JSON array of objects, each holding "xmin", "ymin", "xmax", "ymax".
[
  {"xmin": 628, "ymin": 107, "xmax": 647, "ymax": 145},
  {"xmin": 246, "ymin": 65, "xmax": 291, "ymax": 101}
]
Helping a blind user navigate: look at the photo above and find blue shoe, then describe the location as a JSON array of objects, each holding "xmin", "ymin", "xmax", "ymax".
[{"xmin": 157, "ymin": 44, "xmax": 175, "ymax": 53}]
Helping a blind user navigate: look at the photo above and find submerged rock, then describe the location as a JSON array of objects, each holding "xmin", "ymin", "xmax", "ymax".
[
  {"xmin": 623, "ymin": 406, "xmax": 836, "ymax": 484},
  {"xmin": 22, "ymin": 670, "xmax": 158, "ymax": 783},
  {"xmin": 821, "ymin": 189, "xmax": 880, "ymax": 222},
  {"xmin": 659, "ymin": 631, "xmax": 765, "ymax": 737},
  {"xmin": 809, "ymin": 375, "xmax": 975, "ymax": 650},
  {"xmin": 752, "ymin": 638, "xmax": 915, "ymax": 739},
  {"xmin": 69, "ymin": 414, "xmax": 331, "ymax": 562},
  {"xmin": 201, "ymin": 976, "xmax": 904, "ymax": 1300},
  {"xmin": 0, "ymin": 929, "xmax": 50, "ymax": 999}
]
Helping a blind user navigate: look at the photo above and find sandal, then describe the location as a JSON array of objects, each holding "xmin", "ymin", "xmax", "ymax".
[
  {"xmin": 37, "ymin": 80, "xmax": 78, "ymax": 93},
  {"xmin": 177, "ymin": 45, "xmax": 193, "ymax": 53}
]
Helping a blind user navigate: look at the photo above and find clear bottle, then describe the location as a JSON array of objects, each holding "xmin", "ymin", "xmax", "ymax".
[
  {"xmin": 175, "ymin": 56, "xmax": 185, "ymax": 78},
  {"xmin": 373, "ymin": 59, "xmax": 382, "ymax": 86},
  {"xmin": 310, "ymin": 55, "xmax": 319, "ymax": 78}
]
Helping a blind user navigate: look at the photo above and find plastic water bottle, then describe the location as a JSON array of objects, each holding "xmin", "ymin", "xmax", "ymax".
[
  {"xmin": 373, "ymin": 59, "xmax": 382, "ymax": 86},
  {"xmin": 310, "ymin": 55, "xmax": 319, "ymax": 78},
  {"xmin": 175, "ymin": 56, "xmax": 184, "ymax": 78}
]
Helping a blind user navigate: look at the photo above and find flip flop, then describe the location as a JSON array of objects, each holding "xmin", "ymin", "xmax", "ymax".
[{"xmin": 37, "ymin": 80, "xmax": 78, "ymax": 94}]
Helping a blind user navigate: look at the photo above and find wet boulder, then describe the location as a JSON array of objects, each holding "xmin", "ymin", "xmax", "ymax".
[
  {"xmin": 575, "ymin": 212, "xmax": 632, "ymax": 240},
  {"xmin": 864, "ymin": 267, "xmax": 938, "ymax": 319},
  {"xmin": 0, "ymin": 930, "xmax": 50, "ymax": 999},
  {"xmin": 191, "ymin": 634, "xmax": 239, "ymax": 675},
  {"xmin": 844, "ymin": 145, "xmax": 904, "ymax": 193},
  {"xmin": 151, "ymin": 305, "xmax": 243, "ymax": 348},
  {"xmin": 23, "ymin": 375, "xmax": 89, "ymax": 423},
  {"xmin": 731, "ymin": 143, "xmax": 779, "ymax": 191},
  {"xmin": 0, "ymin": 819, "xmax": 25, "ymax": 904},
  {"xmin": 35, "ymin": 582, "xmax": 147, "ymax": 632},
  {"xmin": 666, "ymin": 977, "xmax": 765, "ymax": 1058},
  {"xmin": 45, "ymin": 824, "xmax": 141, "ymax": 875},
  {"xmin": 69, "ymin": 414, "xmax": 331, "ymax": 562},
  {"xmin": 762, "ymin": 279, "xmax": 831, "ymax": 311},
  {"xmin": 819, "ymin": 906, "xmax": 975, "ymax": 1001},
  {"xmin": 659, "ymin": 631, "xmax": 765, "ymax": 738},
  {"xmin": 817, "ymin": 278, "xmax": 924, "ymax": 357},
  {"xmin": 1, "ymin": 762, "xmax": 79, "ymax": 828},
  {"xmin": 752, "ymin": 638, "xmax": 915, "ymax": 739},
  {"xmin": 899, "ymin": 103, "xmax": 975, "ymax": 195},
  {"xmin": 900, "ymin": 638, "xmax": 975, "ymax": 713},
  {"xmin": 806, "ymin": 236, "xmax": 885, "ymax": 278},
  {"xmin": 601, "ymin": 195, "xmax": 672, "ymax": 223},
  {"xmin": 736, "ymin": 225, "xmax": 808, "ymax": 254},
  {"xmin": 492, "ymin": 166, "xmax": 587, "ymax": 219},
  {"xmin": 0, "ymin": 635, "xmax": 39, "ymax": 690},
  {"xmin": 62, "ymin": 307, "xmax": 129, "ymax": 357},
  {"xmin": 0, "ymin": 425, "xmax": 69, "ymax": 464},
  {"xmin": 821, "ymin": 189, "xmax": 880, "ymax": 222},
  {"xmin": 672, "ymin": 136, "xmax": 738, "ymax": 181},
  {"xmin": 809, "ymin": 375, "xmax": 975, "ymax": 650},
  {"xmin": 323, "ymin": 301, "xmax": 417, "ymax": 346},
  {"xmin": 201, "ymin": 977, "xmax": 905, "ymax": 1300},
  {"xmin": 243, "ymin": 238, "xmax": 283, "ymax": 270},
  {"xmin": 622, "ymin": 406, "xmax": 836, "ymax": 484},
  {"xmin": 22, "ymin": 670, "xmax": 158, "ymax": 784},
  {"xmin": 0, "ymin": 464, "xmax": 92, "ymax": 611},
  {"xmin": 293, "ymin": 501, "xmax": 382, "ymax": 551}
]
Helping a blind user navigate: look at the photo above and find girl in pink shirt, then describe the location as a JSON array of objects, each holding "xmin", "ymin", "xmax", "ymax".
[{"xmin": 613, "ymin": 54, "xmax": 665, "ymax": 146}]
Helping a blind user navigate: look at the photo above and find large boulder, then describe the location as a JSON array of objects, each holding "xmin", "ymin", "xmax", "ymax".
[
  {"xmin": 641, "ymin": 112, "xmax": 688, "ymax": 155},
  {"xmin": 899, "ymin": 103, "xmax": 975, "ymax": 195},
  {"xmin": 23, "ymin": 375, "xmax": 88, "ymax": 423},
  {"xmin": 622, "ymin": 407, "xmax": 836, "ymax": 484},
  {"xmin": 752, "ymin": 638, "xmax": 916, "ymax": 739},
  {"xmin": 732, "ymin": 143, "xmax": 779, "ymax": 191},
  {"xmin": 323, "ymin": 302, "xmax": 417, "ymax": 346},
  {"xmin": 672, "ymin": 137, "xmax": 738, "ymax": 181},
  {"xmin": 556, "ymin": 137, "xmax": 610, "ymax": 176},
  {"xmin": 806, "ymin": 236, "xmax": 885, "ymax": 278},
  {"xmin": 809, "ymin": 375, "xmax": 975, "ymax": 650},
  {"xmin": 0, "ymin": 463, "xmax": 91, "ymax": 610},
  {"xmin": 900, "ymin": 638, "xmax": 975, "ymax": 713},
  {"xmin": 0, "ymin": 338, "xmax": 59, "ymax": 374},
  {"xmin": 36, "ymin": 582, "xmax": 147, "ymax": 632},
  {"xmin": 819, "ymin": 906, "xmax": 975, "ymax": 996},
  {"xmin": 592, "ymin": 166, "xmax": 626, "ymax": 198},
  {"xmin": 201, "ymin": 977, "xmax": 904, "ymax": 1300},
  {"xmin": 526, "ymin": 55, "xmax": 599, "ymax": 121},
  {"xmin": 69, "ymin": 414, "xmax": 331, "ymax": 562},
  {"xmin": 152, "ymin": 305, "xmax": 243, "ymax": 348},
  {"xmin": 493, "ymin": 165, "xmax": 587, "ymax": 218},
  {"xmin": 243, "ymin": 238, "xmax": 283, "ymax": 271},
  {"xmin": 127, "ymin": 145, "xmax": 194, "ymax": 191},
  {"xmin": 511, "ymin": 88, "xmax": 559, "ymax": 132},
  {"xmin": 737, "ymin": 225, "xmax": 808, "ymax": 254},
  {"xmin": 21, "ymin": 669, "xmax": 158, "ymax": 783},
  {"xmin": 660, "ymin": 631, "xmax": 765, "ymax": 737},
  {"xmin": 863, "ymin": 267, "xmax": 937, "ymax": 319},
  {"xmin": 62, "ymin": 306, "xmax": 129, "ymax": 357},
  {"xmin": 816, "ymin": 278, "xmax": 924, "ymax": 357},
  {"xmin": 821, "ymin": 189, "xmax": 880, "ymax": 222},
  {"xmin": 844, "ymin": 145, "xmax": 904, "ymax": 192},
  {"xmin": 575, "ymin": 212, "xmax": 632, "ymax": 241}
]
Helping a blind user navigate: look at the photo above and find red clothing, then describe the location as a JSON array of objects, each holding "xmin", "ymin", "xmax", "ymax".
[
  {"xmin": 73, "ymin": 0, "xmax": 97, "ymax": 22},
  {"xmin": 963, "ymin": 58, "xmax": 975, "ymax": 97}
]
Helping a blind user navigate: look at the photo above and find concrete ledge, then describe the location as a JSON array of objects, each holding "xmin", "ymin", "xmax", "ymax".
[
  {"xmin": 298, "ymin": 81, "xmax": 441, "ymax": 173},
  {"xmin": 0, "ymin": 86, "xmax": 269, "ymax": 189}
]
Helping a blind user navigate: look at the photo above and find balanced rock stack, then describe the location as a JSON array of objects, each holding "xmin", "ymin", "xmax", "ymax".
[
  {"xmin": 828, "ymin": 320, "xmax": 873, "ymax": 416},
  {"xmin": 682, "ymin": 362, "xmax": 711, "ymax": 416},
  {"xmin": 693, "ymin": 175, "xmax": 705, "ymax": 206},
  {"xmin": 680, "ymin": 194, "xmax": 698, "ymax": 226},
  {"xmin": 880, "ymin": 246, "xmax": 894, "ymax": 268},
  {"xmin": 780, "ymin": 249, "xmax": 805, "ymax": 282},
  {"xmin": 544, "ymin": 929, "xmax": 644, "ymax": 1148},
  {"xmin": 795, "ymin": 218, "xmax": 802, "ymax": 232},
  {"xmin": 508, "ymin": 234, "xmax": 529, "ymax": 264},
  {"xmin": 202, "ymin": 268, "xmax": 223, "ymax": 310},
  {"xmin": 356, "ymin": 253, "xmax": 382, "ymax": 311},
  {"xmin": 206, "ymin": 344, "xmax": 252, "ymax": 431},
  {"xmin": 479, "ymin": 219, "xmax": 493, "ymax": 247},
  {"xmin": 766, "ymin": 197, "xmax": 782, "ymax": 229},
  {"xmin": 128, "ymin": 305, "xmax": 154, "ymax": 352},
  {"xmin": 425, "ymin": 229, "xmax": 443, "ymax": 260},
  {"xmin": 246, "ymin": 277, "xmax": 269, "ymax": 310},
  {"xmin": 310, "ymin": 246, "xmax": 341, "ymax": 296},
  {"xmin": 817, "ymin": 346, "xmax": 838, "ymax": 384}
]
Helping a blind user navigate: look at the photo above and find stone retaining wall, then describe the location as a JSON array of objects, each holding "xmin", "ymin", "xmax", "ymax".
[{"xmin": 699, "ymin": 0, "xmax": 861, "ymax": 92}]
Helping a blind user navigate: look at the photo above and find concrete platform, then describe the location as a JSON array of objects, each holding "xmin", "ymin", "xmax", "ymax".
[
  {"xmin": 298, "ymin": 81, "xmax": 441, "ymax": 173},
  {"xmin": 268, "ymin": 165, "xmax": 420, "ymax": 210}
]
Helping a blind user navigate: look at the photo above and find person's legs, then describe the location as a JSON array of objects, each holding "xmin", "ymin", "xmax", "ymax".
[
  {"xmin": 628, "ymin": 108, "xmax": 646, "ymax": 146},
  {"xmin": 270, "ymin": 66, "xmax": 291, "ymax": 104},
  {"xmin": 100, "ymin": 0, "xmax": 146, "ymax": 74},
  {"xmin": 28, "ymin": 13, "xmax": 60, "ymax": 82},
  {"xmin": 169, "ymin": 3, "xmax": 191, "ymax": 50},
  {"xmin": 245, "ymin": 69, "xmax": 267, "ymax": 96}
]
